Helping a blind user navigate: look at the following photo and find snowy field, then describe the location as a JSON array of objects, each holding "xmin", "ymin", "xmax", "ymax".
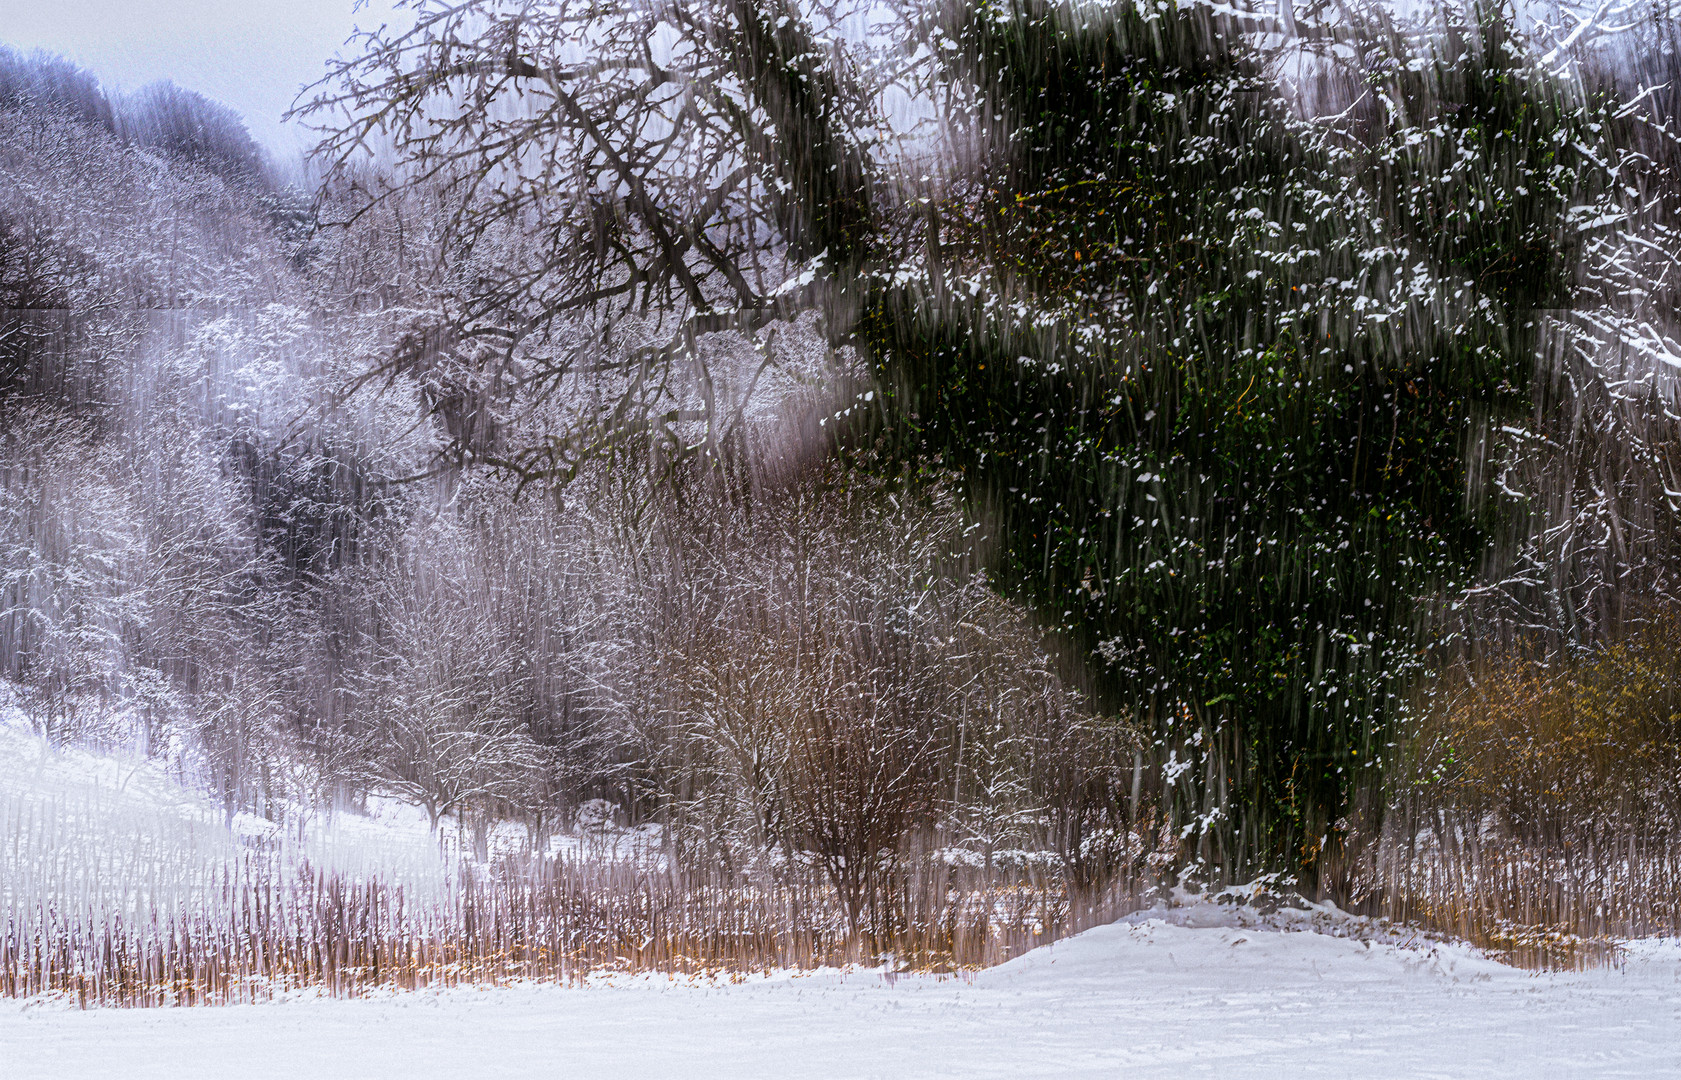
[
  {"xmin": 5, "ymin": 694, "xmax": 1679, "ymax": 1079},
  {"xmin": 3, "ymin": 915, "xmax": 1678, "ymax": 1080}
]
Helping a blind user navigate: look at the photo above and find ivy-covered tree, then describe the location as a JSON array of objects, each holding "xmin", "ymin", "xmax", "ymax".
[{"xmin": 863, "ymin": 0, "xmax": 1633, "ymax": 879}]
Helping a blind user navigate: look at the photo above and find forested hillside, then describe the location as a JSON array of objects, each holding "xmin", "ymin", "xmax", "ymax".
[{"xmin": 3, "ymin": 0, "xmax": 1681, "ymax": 1003}]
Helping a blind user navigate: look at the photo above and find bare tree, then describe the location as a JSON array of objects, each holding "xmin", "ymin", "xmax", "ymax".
[
  {"xmin": 355, "ymin": 541, "xmax": 543, "ymax": 839},
  {"xmin": 297, "ymin": 0, "xmax": 885, "ymax": 482}
]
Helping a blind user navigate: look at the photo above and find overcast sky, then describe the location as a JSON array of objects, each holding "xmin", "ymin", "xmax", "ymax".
[{"xmin": 1, "ymin": 0, "xmax": 405, "ymax": 156}]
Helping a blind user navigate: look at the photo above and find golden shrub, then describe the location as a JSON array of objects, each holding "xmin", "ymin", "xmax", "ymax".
[{"xmin": 1405, "ymin": 614, "xmax": 1681, "ymax": 841}]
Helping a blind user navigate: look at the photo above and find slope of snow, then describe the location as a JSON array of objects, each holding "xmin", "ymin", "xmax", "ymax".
[
  {"xmin": 0, "ymin": 701, "xmax": 457, "ymax": 916},
  {"xmin": 3, "ymin": 917, "xmax": 1678, "ymax": 1079},
  {"xmin": 0, "ymin": 694, "xmax": 657, "ymax": 907}
]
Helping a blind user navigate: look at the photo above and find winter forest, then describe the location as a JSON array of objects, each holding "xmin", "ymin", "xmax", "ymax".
[{"xmin": 3, "ymin": 0, "xmax": 1681, "ymax": 1030}]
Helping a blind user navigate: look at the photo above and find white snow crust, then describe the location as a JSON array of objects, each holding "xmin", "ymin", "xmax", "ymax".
[{"xmin": 3, "ymin": 914, "xmax": 1677, "ymax": 1079}]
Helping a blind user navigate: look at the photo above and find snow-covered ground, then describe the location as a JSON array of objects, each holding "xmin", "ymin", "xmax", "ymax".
[
  {"xmin": 3, "ymin": 914, "xmax": 1677, "ymax": 1079},
  {"xmin": 5, "ymin": 693, "xmax": 1680, "ymax": 1078}
]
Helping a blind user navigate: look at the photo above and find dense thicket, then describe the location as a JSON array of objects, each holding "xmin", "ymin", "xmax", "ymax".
[{"xmin": 3, "ymin": 0, "xmax": 1680, "ymax": 954}]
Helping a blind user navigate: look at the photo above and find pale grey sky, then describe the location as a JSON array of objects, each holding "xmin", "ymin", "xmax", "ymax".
[{"xmin": 1, "ymin": 0, "xmax": 405, "ymax": 155}]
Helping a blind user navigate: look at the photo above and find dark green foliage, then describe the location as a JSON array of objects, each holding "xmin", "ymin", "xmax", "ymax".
[
  {"xmin": 284, "ymin": 0, "xmax": 1650, "ymax": 888},
  {"xmin": 854, "ymin": 1, "xmax": 1620, "ymax": 879},
  {"xmin": 258, "ymin": 187, "xmax": 323, "ymax": 270}
]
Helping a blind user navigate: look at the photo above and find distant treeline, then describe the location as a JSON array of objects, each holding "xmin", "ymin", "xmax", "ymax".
[{"xmin": 0, "ymin": 47, "xmax": 266, "ymax": 184}]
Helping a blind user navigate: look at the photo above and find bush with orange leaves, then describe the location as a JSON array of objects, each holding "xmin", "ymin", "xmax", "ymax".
[
  {"xmin": 1370, "ymin": 615, "xmax": 1681, "ymax": 953},
  {"xmin": 1406, "ymin": 617, "xmax": 1681, "ymax": 843}
]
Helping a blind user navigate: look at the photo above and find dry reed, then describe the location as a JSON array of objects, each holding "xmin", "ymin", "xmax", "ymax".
[{"xmin": 1, "ymin": 845, "xmax": 1141, "ymax": 1007}]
